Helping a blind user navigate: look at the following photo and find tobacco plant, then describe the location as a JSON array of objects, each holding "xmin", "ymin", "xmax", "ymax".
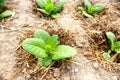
[
  {"xmin": 78, "ymin": 0, "xmax": 104, "ymax": 18},
  {"xmin": 36, "ymin": 0, "xmax": 66, "ymax": 18},
  {"xmin": 103, "ymin": 32, "xmax": 120, "ymax": 61},
  {"xmin": 22, "ymin": 29, "xmax": 77, "ymax": 67},
  {"xmin": 0, "ymin": 0, "xmax": 13, "ymax": 19}
]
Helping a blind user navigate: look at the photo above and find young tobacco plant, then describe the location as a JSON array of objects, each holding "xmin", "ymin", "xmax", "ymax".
[
  {"xmin": 0, "ymin": 0, "xmax": 13, "ymax": 19},
  {"xmin": 103, "ymin": 32, "xmax": 120, "ymax": 61},
  {"xmin": 36, "ymin": 0, "xmax": 66, "ymax": 18},
  {"xmin": 22, "ymin": 29, "xmax": 77, "ymax": 67},
  {"xmin": 78, "ymin": 0, "xmax": 104, "ymax": 18}
]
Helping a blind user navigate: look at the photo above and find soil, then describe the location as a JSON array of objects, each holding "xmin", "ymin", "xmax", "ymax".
[{"xmin": 0, "ymin": 0, "xmax": 120, "ymax": 80}]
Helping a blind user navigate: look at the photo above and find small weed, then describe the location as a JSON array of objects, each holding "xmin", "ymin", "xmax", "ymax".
[
  {"xmin": 36, "ymin": 0, "xmax": 66, "ymax": 18},
  {"xmin": 103, "ymin": 32, "xmax": 120, "ymax": 61},
  {"xmin": 78, "ymin": 0, "xmax": 104, "ymax": 18},
  {"xmin": 22, "ymin": 29, "xmax": 77, "ymax": 67}
]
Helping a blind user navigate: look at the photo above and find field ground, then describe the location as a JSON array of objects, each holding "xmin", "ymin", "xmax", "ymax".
[{"xmin": 0, "ymin": 0, "xmax": 120, "ymax": 80}]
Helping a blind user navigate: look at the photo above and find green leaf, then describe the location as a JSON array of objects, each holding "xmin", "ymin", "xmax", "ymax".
[
  {"xmin": 0, "ymin": 10, "xmax": 13, "ymax": 19},
  {"xmin": 42, "ymin": 57, "xmax": 52, "ymax": 67},
  {"xmin": 46, "ymin": 35, "xmax": 59, "ymax": 51},
  {"xmin": 0, "ymin": 0, "xmax": 4, "ymax": 12},
  {"xmin": 37, "ymin": 8, "xmax": 50, "ymax": 15},
  {"xmin": 106, "ymin": 32, "xmax": 115, "ymax": 51},
  {"xmin": 52, "ymin": 45, "xmax": 77, "ymax": 60},
  {"xmin": 34, "ymin": 29, "xmax": 50, "ymax": 43},
  {"xmin": 84, "ymin": 0, "xmax": 92, "ymax": 10},
  {"xmin": 78, "ymin": 7, "xmax": 93, "ymax": 18},
  {"xmin": 102, "ymin": 52, "xmax": 111, "ymax": 61},
  {"xmin": 93, "ymin": 4, "xmax": 104, "ymax": 13},
  {"xmin": 52, "ymin": 0, "xmax": 66, "ymax": 13},
  {"xmin": 45, "ymin": 0, "xmax": 54, "ymax": 13},
  {"xmin": 87, "ymin": 5, "xmax": 94, "ymax": 14},
  {"xmin": 82, "ymin": 10, "xmax": 93, "ymax": 18},
  {"xmin": 114, "ymin": 41, "xmax": 120, "ymax": 53},
  {"xmin": 36, "ymin": 0, "xmax": 46, "ymax": 8},
  {"xmin": 78, "ymin": 7, "xmax": 84, "ymax": 13},
  {"xmin": 47, "ymin": 0, "xmax": 52, "ymax": 3},
  {"xmin": 22, "ymin": 38, "xmax": 48, "ymax": 58},
  {"xmin": 51, "ymin": 13, "xmax": 60, "ymax": 18}
]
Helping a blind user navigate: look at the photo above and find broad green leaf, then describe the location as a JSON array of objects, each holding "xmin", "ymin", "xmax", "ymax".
[
  {"xmin": 114, "ymin": 41, "xmax": 120, "ymax": 53},
  {"xmin": 22, "ymin": 38, "xmax": 48, "ymax": 58},
  {"xmin": 82, "ymin": 10, "xmax": 93, "ymax": 18},
  {"xmin": 102, "ymin": 52, "xmax": 111, "ymax": 61},
  {"xmin": 0, "ymin": 0, "xmax": 4, "ymax": 12},
  {"xmin": 52, "ymin": 0, "xmax": 66, "ymax": 13},
  {"xmin": 34, "ymin": 29, "xmax": 50, "ymax": 43},
  {"xmin": 45, "ymin": 0, "xmax": 54, "ymax": 13},
  {"xmin": 0, "ymin": 10, "xmax": 13, "ymax": 19},
  {"xmin": 37, "ymin": 8, "xmax": 50, "ymax": 15},
  {"xmin": 42, "ymin": 57, "xmax": 52, "ymax": 67},
  {"xmin": 52, "ymin": 45, "xmax": 77, "ymax": 60},
  {"xmin": 36, "ymin": 0, "xmax": 46, "ymax": 8},
  {"xmin": 22, "ymin": 38, "xmax": 46, "ymax": 49},
  {"xmin": 46, "ymin": 35, "xmax": 59, "ymax": 51},
  {"xmin": 84, "ymin": 0, "xmax": 92, "ymax": 10},
  {"xmin": 51, "ymin": 13, "xmax": 60, "ymax": 18},
  {"xmin": 93, "ymin": 4, "xmax": 104, "ymax": 13},
  {"xmin": 106, "ymin": 32, "xmax": 115, "ymax": 51}
]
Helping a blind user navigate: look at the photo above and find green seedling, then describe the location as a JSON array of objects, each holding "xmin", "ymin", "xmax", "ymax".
[
  {"xmin": 22, "ymin": 29, "xmax": 77, "ymax": 67},
  {"xmin": 0, "ymin": 0, "xmax": 13, "ymax": 19},
  {"xmin": 36, "ymin": 0, "xmax": 66, "ymax": 18},
  {"xmin": 102, "ymin": 32, "xmax": 120, "ymax": 61},
  {"xmin": 78, "ymin": 0, "xmax": 104, "ymax": 18}
]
